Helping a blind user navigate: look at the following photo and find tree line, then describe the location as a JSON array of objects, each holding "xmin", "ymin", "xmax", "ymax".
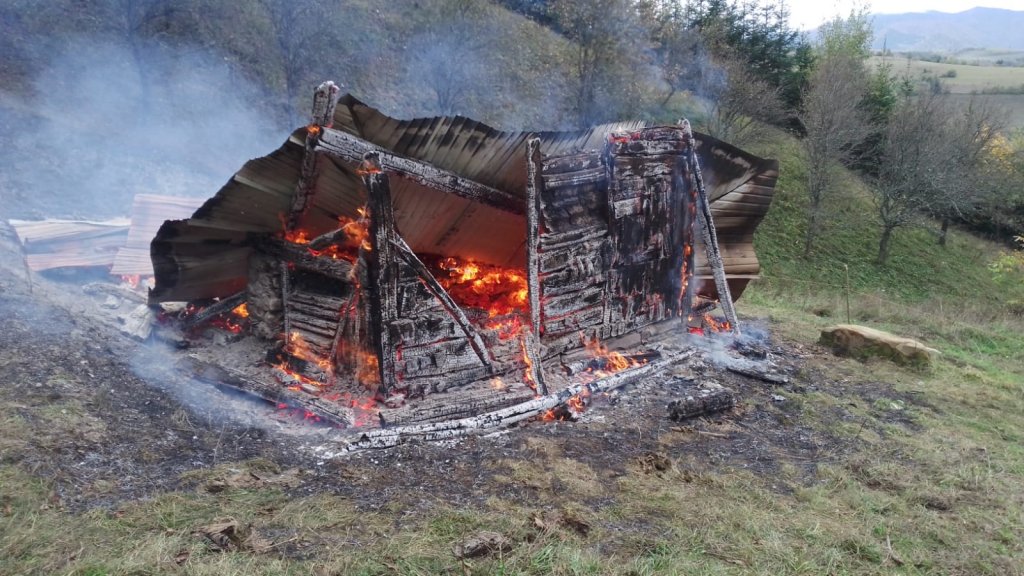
[{"xmin": 2, "ymin": 0, "xmax": 1022, "ymax": 261}]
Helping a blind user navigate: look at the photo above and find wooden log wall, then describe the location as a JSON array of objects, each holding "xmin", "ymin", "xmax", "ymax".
[
  {"xmin": 536, "ymin": 150, "xmax": 612, "ymax": 354},
  {"xmin": 604, "ymin": 129, "xmax": 690, "ymax": 337}
]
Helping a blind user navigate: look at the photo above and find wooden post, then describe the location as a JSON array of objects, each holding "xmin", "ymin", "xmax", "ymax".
[
  {"xmin": 525, "ymin": 138, "xmax": 548, "ymax": 395},
  {"xmin": 680, "ymin": 120, "xmax": 740, "ymax": 335},
  {"xmin": 287, "ymin": 81, "xmax": 340, "ymax": 230},
  {"xmin": 361, "ymin": 152, "xmax": 399, "ymax": 397}
]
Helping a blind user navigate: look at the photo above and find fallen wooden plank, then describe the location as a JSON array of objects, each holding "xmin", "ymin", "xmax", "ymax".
[{"xmin": 341, "ymin": 347, "xmax": 696, "ymax": 450}]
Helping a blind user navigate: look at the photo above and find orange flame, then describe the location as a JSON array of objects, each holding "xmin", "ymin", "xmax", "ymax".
[
  {"xmin": 232, "ymin": 302, "xmax": 249, "ymax": 318},
  {"xmin": 286, "ymin": 331, "xmax": 333, "ymax": 372},
  {"xmin": 520, "ymin": 336, "xmax": 538, "ymax": 394},
  {"xmin": 435, "ymin": 256, "xmax": 528, "ymax": 317}
]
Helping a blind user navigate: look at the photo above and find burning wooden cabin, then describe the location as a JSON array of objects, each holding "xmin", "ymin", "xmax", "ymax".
[{"xmin": 150, "ymin": 82, "xmax": 778, "ymax": 410}]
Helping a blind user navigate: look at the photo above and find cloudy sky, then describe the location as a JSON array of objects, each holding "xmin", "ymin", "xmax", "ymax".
[{"xmin": 787, "ymin": 1, "xmax": 1024, "ymax": 29}]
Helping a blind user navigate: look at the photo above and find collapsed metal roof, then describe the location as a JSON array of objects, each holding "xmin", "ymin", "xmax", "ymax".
[{"xmin": 151, "ymin": 94, "xmax": 778, "ymax": 303}]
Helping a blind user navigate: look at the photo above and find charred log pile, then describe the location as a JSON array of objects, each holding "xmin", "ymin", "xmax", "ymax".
[{"xmin": 148, "ymin": 81, "xmax": 779, "ymax": 438}]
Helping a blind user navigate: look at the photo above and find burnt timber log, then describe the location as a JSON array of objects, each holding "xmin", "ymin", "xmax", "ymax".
[
  {"xmin": 316, "ymin": 128, "xmax": 524, "ymax": 215},
  {"xmin": 361, "ymin": 153, "xmax": 399, "ymax": 396},
  {"xmin": 389, "ymin": 234, "xmax": 492, "ymax": 369},
  {"xmin": 181, "ymin": 292, "xmax": 246, "ymax": 330},
  {"xmin": 345, "ymin": 347, "xmax": 697, "ymax": 450},
  {"xmin": 667, "ymin": 385, "xmax": 735, "ymax": 421},
  {"xmin": 682, "ymin": 120, "xmax": 739, "ymax": 334},
  {"xmin": 288, "ymin": 81, "xmax": 340, "ymax": 229}
]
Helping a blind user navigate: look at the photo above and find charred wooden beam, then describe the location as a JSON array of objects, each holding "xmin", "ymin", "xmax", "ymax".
[
  {"xmin": 287, "ymin": 81, "xmax": 340, "ymax": 230},
  {"xmin": 182, "ymin": 356, "xmax": 355, "ymax": 427},
  {"xmin": 316, "ymin": 128, "xmax": 524, "ymax": 215},
  {"xmin": 343, "ymin": 348, "xmax": 696, "ymax": 450},
  {"xmin": 681, "ymin": 120, "xmax": 740, "ymax": 335},
  {"xmin": 525, "ymin": 138, "xmax": 543, "ymax": 345},
  {"xmin": 182, "ymin": 291, "xmax": 246, "ymax": 330},
  {"xmin": 389, "ymin": 234, "xmax": 492, "ymax": 369},
  {"xmin": 667, "ymin": 385, "xmax": 735, "ymax": 421},
  {"xmin": 361, "ymin": 152, "xmax": 399, "ymax": 397},
  {"xmin": 253, "ymin": 236, "xmax": 354, "ymax": 279}
]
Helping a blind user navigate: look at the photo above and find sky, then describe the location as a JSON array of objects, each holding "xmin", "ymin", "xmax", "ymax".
[{"xmin": 787, "ymin": 1, "xmax": 1024, "ymax": 29}]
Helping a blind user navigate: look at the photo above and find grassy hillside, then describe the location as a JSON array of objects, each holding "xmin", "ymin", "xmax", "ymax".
[{"xmin": 743, "ymin": 129, "xmax": 1024, "ymax": 370}]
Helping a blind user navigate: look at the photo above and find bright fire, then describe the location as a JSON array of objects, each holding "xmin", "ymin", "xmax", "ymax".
[
  {"xmin": 434, "ymin": 256, "xmax": 528, "ymax": 317},
  {"xmin": 582, "ymin": 336, "xmax": 645, "ymax": 377},
  {"xmin": 283, "ymin": 208, "xmax": 371, "ymax": 260}
]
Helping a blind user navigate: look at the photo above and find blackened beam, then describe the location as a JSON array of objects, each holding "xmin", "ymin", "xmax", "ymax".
[
  {"xmin": 680, "ymin": 120, "xmax": 740, "ymax": 335},
  {"xmin": 343, "ymin": 347, "xmax": 697, "ymax": 450},
  {"xmin": 316, "ymin": 127, "xmax": 525, "ymax": 215},
  {"xmin": 524, "ymin": 138, "xmax": 548, "ymax": 396},
  {"xmin": 253, "ymin": 236, "xmax": 354, "ymax": 279},
  {"xmin": 288, "ymin": 81, "xmax": 340, "ymax": 230},
  {"xmin": 389, "ymin": 234, "xmax": 493, "ymax": 370},
  {"xmin": 362, "ymin": 153, "xmax": 400, "ymax": 396},
  {"xmin": 182, "ymin": 291, "xmax": 246, "ymax": 330}
]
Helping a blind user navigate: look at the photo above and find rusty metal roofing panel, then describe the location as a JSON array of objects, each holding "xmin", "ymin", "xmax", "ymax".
[{"xmin": 152, "ymin": 93, "xmax": 778, "ymax": 304}]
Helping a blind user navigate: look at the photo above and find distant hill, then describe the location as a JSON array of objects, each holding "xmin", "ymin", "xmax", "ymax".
[{"xmin": 870, "ymin": 7, "xmax": 1024, "ymax": 52}]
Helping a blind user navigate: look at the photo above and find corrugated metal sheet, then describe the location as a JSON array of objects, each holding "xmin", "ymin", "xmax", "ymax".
[
  {"xmin": 151, "ymin": 94, "xmax": 778, "ymax": 303},
  {"xmin": 10, "ymin": 219, "xmax": 130, "ymax": 271},
  {"xmin": 111, "ymin": 195, "xmax": 206, "ymax": 275}
]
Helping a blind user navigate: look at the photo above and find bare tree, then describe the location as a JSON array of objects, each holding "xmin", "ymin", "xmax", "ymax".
[
  {"xmin": 402, "ymin": 0, "xmax": 495, "ymax": 116},
  {"xmin": 549, "ymin": 0, "xmax": 653, "ymax": 127},
  {"xmin": 932, "ymin": 97, "xmax": 1008, "ymax": 246},
  {"xmin": 799, "ymin": 11, "xmax": 872, "ymax": 256},
  {"xmin": 696, "ymin": 52, "xmax": 787, "ymax": 147},
  {"xmin": 871, "ymin": 89, "xmax": 962, "ymax": 264}
]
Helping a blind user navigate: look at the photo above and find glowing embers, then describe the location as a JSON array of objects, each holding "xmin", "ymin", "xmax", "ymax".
[
  {"xmin": 431, "ymin": 256, "xmax": 528, "ymax": 318},
  {"xmin": 282, "ymin": 208, "xmax": 371, "ymax": 260},
  {"xmin": 580, "ymin": 335, "xmax": 649, "ymax": 378}
]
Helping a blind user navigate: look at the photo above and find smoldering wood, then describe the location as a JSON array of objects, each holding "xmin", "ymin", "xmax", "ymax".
[
  {"xmin": 316, "ymin": 128, "xmax": 524, "ymax": 215},
  {"xmin": 667, "ymin": 385, "xmax": 735, "ymax": 421},
  {"xmin": 182, "ymin": 355, "xmax": 355, "ymax": 427},
  {"xmin": 280, "ymin": 262, "xmax": 291, "ymax": 338},
  {"xmin": 247, "ymin": 252, "xmax": 284, "ymax": 340},
  {"xmin": 287, "ymin": 82, "xmax": 340, "ymax": 229},
  {"xmin": 362, "ymin": 156, "xmax": 399, "ymax": 396},
  {"xmin": 389, "ymin": 234, "xmax": 492, "ymax": 368},
  {"xmin": 182, "ymin": 292, "xmax": 246, "ymax": 330},
  {"xmin": 522, "ymin": 329, "xmax": 548, "ymax": 395},
  {"xmin": 542, "ymin": 167, "xmax": 607, "ymax": 189},
  {"xmin": 541, "ymin": 151, "xmax": 603, "ymax": 174},
  {"xmin": 344, "ymin": 348, "xmax": 696, "ymax": 450},
  {"xmin": 328, "ymin": 292, "xmax": 355, "ymax": 367},
  {"xmin": 724, "ymin": 364, "xmax": 790, "ymax": 385},
  {"xmin": 382, "ymin": 387, "xmax": 537, "ymax": 426},
  {"xmin": 253, "ymin": 237, "xmax": 354, "ymax": 280},
  {"xmin": 525, "ymin": 138, "xmax": 543, "ymax": 349},
  {"xmin": 681, "ymin": 119, "xmax": 740, "ymax": 334},
  {"xmin": 309, "ymin": 80, "xmax": 340, "ymax": 127}
]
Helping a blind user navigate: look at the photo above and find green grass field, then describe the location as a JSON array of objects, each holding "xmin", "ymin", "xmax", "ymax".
[{"xmin": 870, "ymin": 56, "xmax": 1024, "ymax": 94}]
